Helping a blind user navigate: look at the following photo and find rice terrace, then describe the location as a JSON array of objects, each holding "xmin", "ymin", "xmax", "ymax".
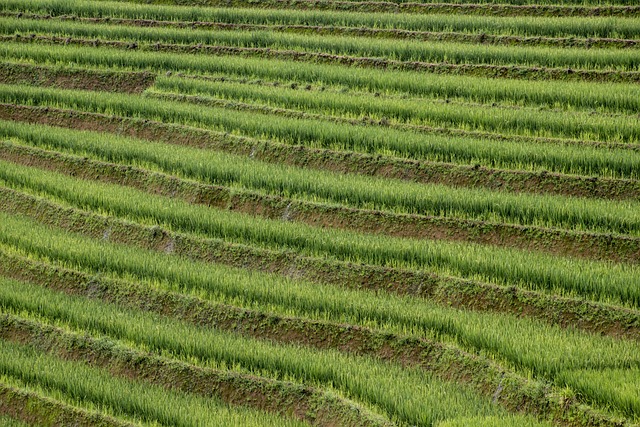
[{"xmin": 1, "ymin": 0, "xmax": 640, "ymax": 425}]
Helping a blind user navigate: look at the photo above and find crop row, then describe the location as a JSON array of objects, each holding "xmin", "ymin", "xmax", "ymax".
[
  {"xmin": 0, "ymin": 251, "xmax": 619, "ymax": 427},
  {"xmin": 2, "ymin": 156, "xmax": 640, "ymax": 311},
  {"xmin": 0, "ymin": 314, "xmax": 553, "ymax": 427},
  {"xmin": 6, "ymin": 139, "xmax": 640, "ymax": 265},
  {"xmin": 89, "ymin": 0, "xmax": 640, "ymax": 17},
  {"xmin": 3, "ymin": 84, "xmax": 640, "ymax": 182},
  {"xmin": 3, "ymin": 185, "xmax": 638, "ymax": 342},
  {"xmin": 0, "ymin": 319, "xmax": 314, "ymax": 427},
  {"xmin": 0, "ymin": 312, "xmax": 388, "ymax": 427},
  {"xmin": 556, "ymin": 368, "xmax": 640, "ymax": 421},
  {"xmin": 0, "ymin": 251, "xmax": 563, "ymax": 422},
  {"xmin": 6, "ymin": 119, "xmax": 640, "ymax": 235},
  {"xmin": 149, "ymin": 90, "xmax": 635, "ymax": 155},
  {"xmin": 3, "ymin": 314, "xmax": 586, "ymax": 427},
  {"xmin": 0, "ymin": 211, "xmax": 638, "ymax": 422},
  {"xmin": 3, "ymin": 158, "xmax": 639, "ymax": 306},
  {"xmin": 150, "ymin": 76, "xmax": 640, "ymax": 144},
  {"xmin": 5, "ymin": 0, "xmax": 640, "ymax": 39},
  {"xmin": 5, "ymin": 41, "xmax": 640, "ymax": 113},
  {"xmin": 4, "ymin": 11, "xmax": 639, "ymax": 51},
  {"xmin": 4, "ymin": 122, "xmax": 640, "ymax": 265},
  {"xmin": 13, "ymin": 33, "xmax": 640, "ymax": 84},
  {"xmin": 9, "ymin": 57, "xmax": 640, "ymax": 151},
  {"xmin": 5, "ymin": 102, "xmax": 640, "ymax": 202},
  {"xmin": 0, "ymin": 270, "xmax": 514, "ymax": 427},
  {"xmin": 4, "ymin": 17, "xmax": 640, "ymax": 72},
  {"xmin": 12, "ymin": 175, "xmax": 640, "ymax": 348},
  {"xmin": 3, "ymin": 1, "xmax": 639, "ymax": 426}
]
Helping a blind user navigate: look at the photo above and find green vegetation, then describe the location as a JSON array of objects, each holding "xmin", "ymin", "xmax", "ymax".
[
  {"xmin": 0, "ymin": 334, "xmax": 310, "ymax": 427},
  {"xmin": 3, "ymin": 162, "xmax": 640, "ymax": 308},
  {"xmin": 3, "ymin": 17, "xmax": 640, "ymax": 71},
  {"xmin": 0, "ymin": 414, "xmax": 29, "ymax": 427},
  {"xmin": 4, "ymin": 42, "xmax": 640, "ymax": 114},
  {"xmin": 557, "ymin": 368, "xmax": 640, "ymax": 421},
  {"xmin": 2, "ymin": 84, "xmax": 640, "ymax": 180},
  {"xmin": 0, "ymin": 274, "xmax": 508, "ymax": 427},
  {"xmin": 4, "ymin": 121, "xmax": 640, "ymax": 234},
  {"xmin": 85, "ymin": 0, "xmax": 640, "ymax": 12},
  {"xmin": 5, "ymin": 0, "xmax": 640, "ymax": 39},
  {"xmin": 1, "ymin": 1, "xmax": 638, "ymax": 425},
  {"xmin": 151, "ymin": 76, "xmax": 640, "ymax": 143},
  {"xmin": 1, "ymin": 212, "xmax": 640, "ymax": 380},
  {"xmin": 437, "ymin": 416, "xmax": 554, "ymax": 427}
]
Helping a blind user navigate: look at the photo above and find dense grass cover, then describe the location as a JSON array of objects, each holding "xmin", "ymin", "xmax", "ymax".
[
  {"xmin": 151, "ymin": 76, "xmax": 640, "ymax": 143},
  {"xmin": 0, "ymin": 274, "xmax": 507, "ymax": 427},
  {"xmin": 556, "ymin": 368, "xmax": 640, "ymax": 421},
  {"xmin": 437, "ymin": 416, "xmax": 554, "ymax": 427},
  {"xmin": 0, "ymin": 333, "xmax": 310, "ymax": 427},
  {"xmin": 4, "ymin": 121, "xmax": 640, "ymax": 234}
]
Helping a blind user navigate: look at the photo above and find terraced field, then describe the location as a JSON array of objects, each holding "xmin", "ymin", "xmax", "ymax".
[{"xmin": 0, "ymin": 0, "xmax": 639, "ymax": 426}]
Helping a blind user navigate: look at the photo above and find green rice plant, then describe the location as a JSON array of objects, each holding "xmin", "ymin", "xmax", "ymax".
[
  {"xmin": 2, "ymin": 161, "xmax": 640, "ymax": 307},
  {"xmin": 0, "ymin": 414, "xmax": 30, "ymax": 427},
  {"xmin": 2, "ymin": 210, "xmax": 640, "ymax": 381},
  {"xmin": 4, "ymin": 0, "xmax": 640, "ymax": 39},
  {"xmin": 556, "ymin": 368, "xmax": 640, "ymax": 421},
  {"xmin": 3, "ymin": 42, "xmax": 640, "ymax": 115},
  {"xmin": 151, "ymin": 76, "xmax": 640, "ymax": 143},
  {"xmin": 83, "ymin": 0, "xmax": 640, "ymax": 12},
  {"xmin": 4, "ymin": 120, "xmax": 640, "ymax": 237},
  {"xmin": 1, "ymin": 84, "xmax": 639, "ymax": 180},
  {"xmin": 437, "ymin": 415, "xmax": 553, "ymax": 427},
  {"xmin": 2, "ymin": 17, "xmax": 640, "ymax": 71},
  {"xmin": 0, "ymin": 275, "xmax": 506, "ymax": 427},
  {"xmin": 0, "ymin": 335, "xmax": 310, "ymax": 427},
  {"xmin": 0, "ymin": 377, "xmax": 144, "ymax": 427}
]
